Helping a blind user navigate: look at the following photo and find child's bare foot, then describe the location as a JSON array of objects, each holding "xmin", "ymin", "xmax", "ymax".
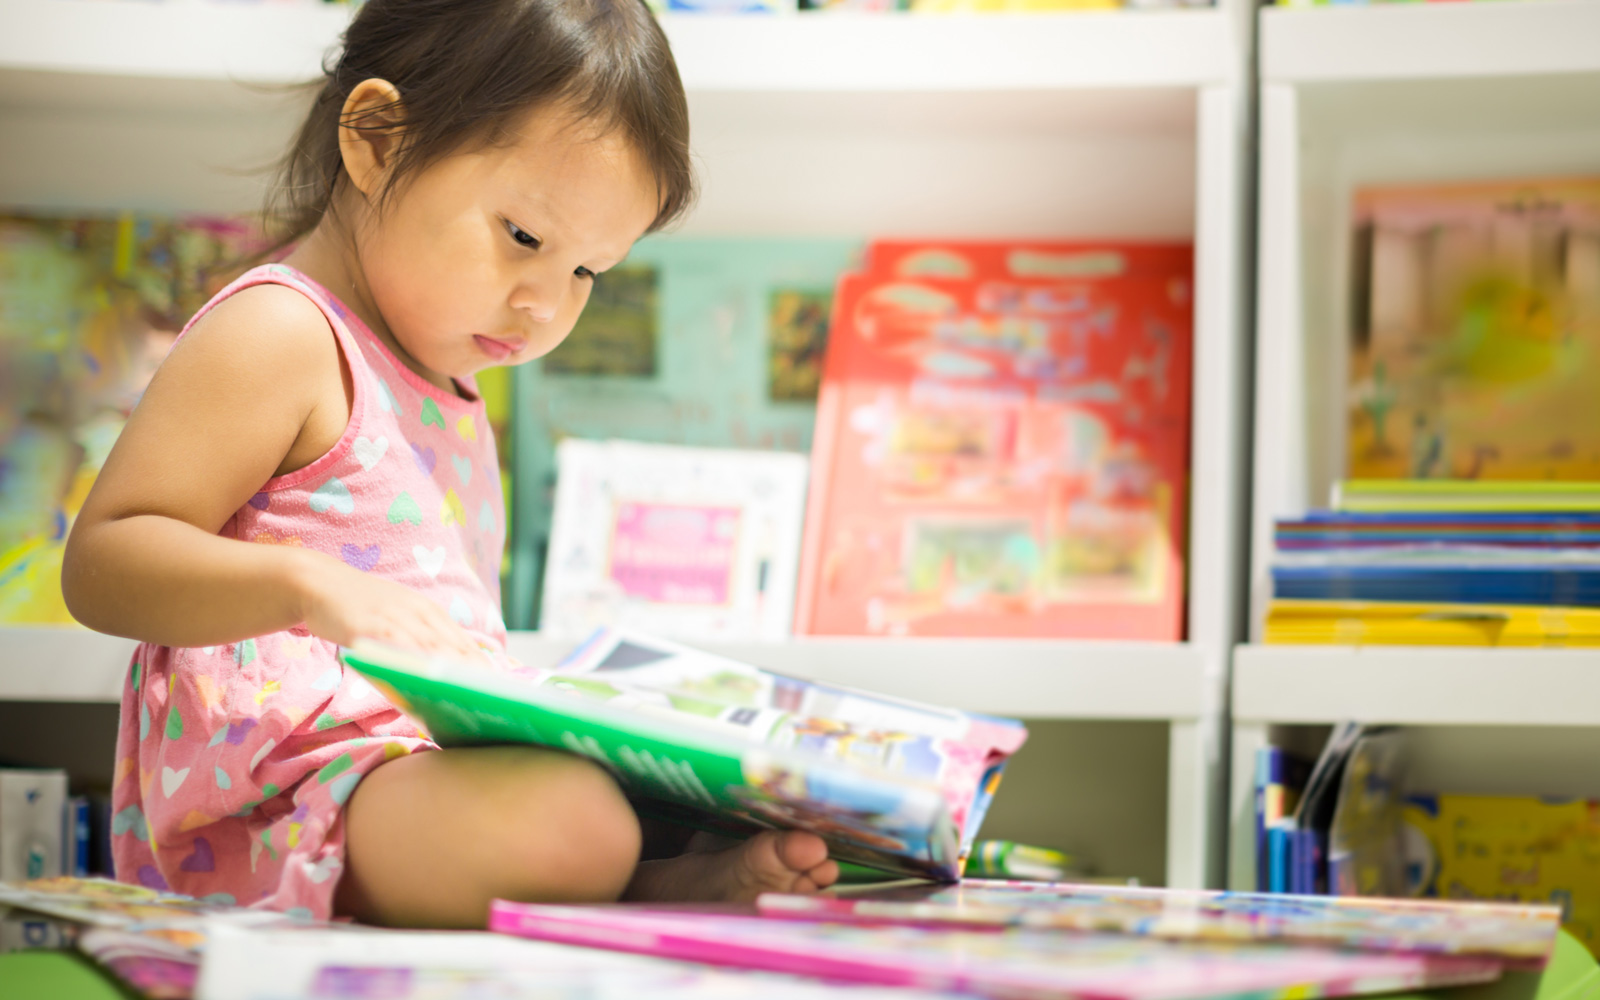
[{"xmin": 623, "ymin": 829, "xmax": 838, "ymax": 903}]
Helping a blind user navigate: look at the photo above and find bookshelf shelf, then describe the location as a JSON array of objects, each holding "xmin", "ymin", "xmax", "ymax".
[
  {"xmin": 0, "ymin": 1, "xmax": 1234, "ymax": 93},
  {"xmin": 1261, "ymin": 0, "xmax": 1600, "ymax": 84},
  {"xmin": 0, "ymin": 626, "xmax": 1211, "ymax": 721},
  {"xmin": 1234, "ymin": 644, "xmax": 1600, "ymax": 728}
]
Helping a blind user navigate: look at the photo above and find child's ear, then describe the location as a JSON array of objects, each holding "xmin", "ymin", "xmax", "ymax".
[{"xmin": 339, "ymin": 78, "xmax": 406, "ymax": 201}]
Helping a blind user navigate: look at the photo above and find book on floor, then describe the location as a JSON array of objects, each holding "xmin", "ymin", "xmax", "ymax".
[
  {"xmin": 752, "ymin": 879, "xmax": 1563, "ymax": 964},
  {"xmin": 341, "ymin": 629, "xmax": 1027, "ymax": 881},
  {"xmin": 488, "ymin": 900, "xmax": 1509, "ymax": 1000}
]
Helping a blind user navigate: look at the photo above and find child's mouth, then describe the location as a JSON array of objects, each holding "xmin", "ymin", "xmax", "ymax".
[{"xmin": 473, "ymin": 335, "xmax": 520, "ymax": 361}]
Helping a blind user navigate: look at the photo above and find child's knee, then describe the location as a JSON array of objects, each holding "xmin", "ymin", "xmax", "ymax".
[{"xmin": 504, "ymin": 752, "xmax": 641, "ymax": 900}]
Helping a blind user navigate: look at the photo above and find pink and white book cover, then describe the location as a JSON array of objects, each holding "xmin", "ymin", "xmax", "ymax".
[
  {"xmin": 754, "ymin": 880, "xmax": 1562, "ymax": 967},
  {"xmin": 488, "ymin": 902, "xmax": 1503, "ymax": 1000}
]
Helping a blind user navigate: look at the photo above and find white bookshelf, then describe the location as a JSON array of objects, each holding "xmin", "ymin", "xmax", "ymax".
[
  {"xmin": 1236, "ymin": 0, "xmax": 1600, "ymax": 890},
  {"xmin": 0, "ymin": 0, "xmax": 1254, "ymax": 889}
]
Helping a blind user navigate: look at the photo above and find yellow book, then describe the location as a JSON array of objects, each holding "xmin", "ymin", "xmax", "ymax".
[
  {"xmin": 1264, "ymin": 599, "xmax": 1600, "ymax": 647},
  {"xmin": 1403, "ymin": 794, "xmax": 1600, "ymax": 959}
]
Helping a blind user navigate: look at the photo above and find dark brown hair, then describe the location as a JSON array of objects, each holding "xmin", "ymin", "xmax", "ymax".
[{"xmin": 266, "ymin": 0, "xmax": 694, "ymax": 247}]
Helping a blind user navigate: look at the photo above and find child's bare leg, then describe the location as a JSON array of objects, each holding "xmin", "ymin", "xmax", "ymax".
[
  {"xmin": 335, "ymin": 746, "xmax": 642, "ymax": 928},
  {"xmin": 624, "ymin": 829, "xmax": 839, "ymax": 902}
]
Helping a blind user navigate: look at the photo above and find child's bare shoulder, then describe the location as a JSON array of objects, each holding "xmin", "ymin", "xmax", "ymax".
[
  {"xmin": 182, "ymin": 282, "xmax": 336, "ymax": 365},
  {"xmin": 160, "ymin": 282, "xmax": 342, "ymax": 404}
]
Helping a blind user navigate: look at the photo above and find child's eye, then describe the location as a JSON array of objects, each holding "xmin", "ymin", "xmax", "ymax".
[
  {"xmin": 503, "ymin": 219, "xmax": 540, "ymax": 250},
  {"xmin": 575, "ymin": 266, "xmax": 597, "ymax": 280}
]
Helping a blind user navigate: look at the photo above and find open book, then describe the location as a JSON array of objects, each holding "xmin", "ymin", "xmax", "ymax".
[{"xmin": 339, "ymin": 630, "xmax": 1027, "ymax": 880}]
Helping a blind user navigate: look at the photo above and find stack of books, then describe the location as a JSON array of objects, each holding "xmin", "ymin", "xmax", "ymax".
[{"xmin": 1265, "ymin": 480, "xmax": 1600, "ymax": 646}]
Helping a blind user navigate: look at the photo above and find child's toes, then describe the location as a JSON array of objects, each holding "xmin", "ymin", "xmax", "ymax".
[
  {"xmin": 774, "ymin": 830, "xmax": 830, "ymax": 873},
  {"xmin": 806, "ymin": 858, "xmax": 840, "ymax": 889}
]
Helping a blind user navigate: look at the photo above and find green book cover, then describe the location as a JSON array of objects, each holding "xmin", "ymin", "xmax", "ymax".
[{"xmin": 339, "ymin": 630, "xmax": 1027, "ymax": 881}]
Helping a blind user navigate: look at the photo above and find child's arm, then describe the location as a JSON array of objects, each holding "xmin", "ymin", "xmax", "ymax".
[{"xmin": 62, "ymin": 285, "xmax": 482, "ymax": 660}]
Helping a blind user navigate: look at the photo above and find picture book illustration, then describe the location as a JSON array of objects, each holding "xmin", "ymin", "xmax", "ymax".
[
  {"xmin": 1347, "ymin": 176, "xmax": 1600, "ymax": 481},
  {"xmin": 544, "ymin": 263, "xmax": 659, "ymax": 377},
  {"xmin": 1402, "ymin": 794, "xmax": 1600, "ymax": 958},
  {"xmin": 540, "ymin": 439, "xmax": 808, "ymax": 641},
  {"xmin": 769, "ymin": 287, "xmax": 834, "ymax": 402},
  {"xmin": 0, "ymin": 212, "xmax": 267, "ymax": 624},
  {"xmin": 341, "ymin": 629, "xmax": 1026, "ymax": 880},
  {"xmin": 754, "ymin": 879, "xmax": 1562, "ymax": 964},
  {"xmin": 797, "ymin": 240, "xmax": 1193, "ymax": 639},
  {"xmin": 490, "ymin": 901, "xmax": 1507, "ymax": 1000}
]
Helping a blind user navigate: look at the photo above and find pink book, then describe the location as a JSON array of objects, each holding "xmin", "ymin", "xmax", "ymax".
[
  {"xmin": 755, "ymin": 880, "xmax": 1562, "ymax": 967},
  {"xmin": 488, "ymin": 902, "xmax": 1503, "ymax": 1000}
]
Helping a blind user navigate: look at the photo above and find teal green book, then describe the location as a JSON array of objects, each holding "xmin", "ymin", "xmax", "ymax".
[
  {"xmin": 507, "ymin": 237, "xmax": 863, "ymax": 628},
  {"xmin": 339, "ymin": 629, "xmax": 1026, "ymax": 881}
]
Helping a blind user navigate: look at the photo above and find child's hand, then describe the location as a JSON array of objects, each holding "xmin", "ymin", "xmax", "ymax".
[{"xmin": 296, "ymin": 552, "xmax": 486, "ymax": 662}]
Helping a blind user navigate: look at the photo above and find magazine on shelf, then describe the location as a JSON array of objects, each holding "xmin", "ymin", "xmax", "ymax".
[
  {"xmin": 540, "ymin": 439, "xmax": 809, "ymax": 642},
  {"xmin": 341, "ymin": 629, "xmax": 1027, "ymax": 880},
  {"xmin": 488, "ymin": 901, "xmax": 1508, "ymax": 1000}
]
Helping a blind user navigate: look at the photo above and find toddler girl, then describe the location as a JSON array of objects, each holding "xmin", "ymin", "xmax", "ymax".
[{"xmin": 62, "ymin": 0, "xmax": 836, "ymax": 928}]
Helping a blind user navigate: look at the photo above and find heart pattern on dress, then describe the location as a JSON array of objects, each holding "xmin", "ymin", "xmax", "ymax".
[
  {"xmin": 340, "ymin": 543, "xmax": 381, "ymax": 571},
  {"xmin": 353, "ymin": 435, "xmax": 389, "ymax": 472},
  {"xmin": 180, "ymin": 836, "xmax": 216, "ymax": 873},
  {"xmin": 410, "ymin": 444, "xmax": 437, "ymax": 476},
  {"xmin": 162, "ymin": 766, "xmax": 190, "ymax": 797},
  {"xmin": 308, "ymin": 477, "xmax": 354, "ymax": 515},
  {"xmin": 414, "ymin": 545, "xmax": 446, "ymax": 578}
]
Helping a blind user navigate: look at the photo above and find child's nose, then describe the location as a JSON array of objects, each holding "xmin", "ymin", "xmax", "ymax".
[{"xmin": 508, "ymin": 277, "xmax": 560, "ymax": 324}]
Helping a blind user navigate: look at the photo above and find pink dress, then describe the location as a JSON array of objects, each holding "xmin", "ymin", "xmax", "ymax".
[{"xmin": 111, "ymin": 263, "xmax": 510, "ymax": 918}]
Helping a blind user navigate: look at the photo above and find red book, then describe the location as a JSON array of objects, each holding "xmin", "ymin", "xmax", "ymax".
[{"xmin": 795, "ymin": 242, "xmax": 1192, "ymax": 639}]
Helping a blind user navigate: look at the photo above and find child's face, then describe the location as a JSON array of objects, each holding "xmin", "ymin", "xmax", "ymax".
[{"xmin": 356, "ymin": 105, "xmax": 660, "ymax": 382}]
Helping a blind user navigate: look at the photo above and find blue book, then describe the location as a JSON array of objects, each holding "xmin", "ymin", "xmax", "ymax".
[
  {"xmin": 1292, "ymin": 827, "xmax": 1325, "ymax": 896},
  {"xmin": 1272, "ymin": 564, "xmax": 1600, "ymax": 606},
  {"xmin": 1268, "ymin": 822, "xmax": 1294, "ymax": 894}
]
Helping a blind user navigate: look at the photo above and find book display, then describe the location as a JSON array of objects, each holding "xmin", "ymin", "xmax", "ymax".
[
  {"xmin": 540, "ymin": 440, "xmax": 809, "ymax": 641},
  {"xmin": 510, "ymin": 238, "xmax": 860, "ymax": 629},
  {"xmin": 796, "ymin": 240, "xmax": 1194, "ymax": 640},
  {"xmin": 1346, "ymin": 177, "xmax": 1600, "ymax": 484}
]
